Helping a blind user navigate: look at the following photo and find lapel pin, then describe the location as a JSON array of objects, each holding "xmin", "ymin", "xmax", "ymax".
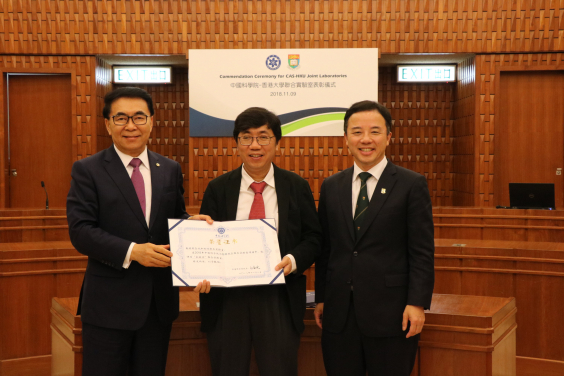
[
  {"xmin": 381, "ymin": 188, "xmax": 386, "ymax": 194},
  {"xmin": 156, "ymin": 163, "xmax": 160, "ymax": 167}
]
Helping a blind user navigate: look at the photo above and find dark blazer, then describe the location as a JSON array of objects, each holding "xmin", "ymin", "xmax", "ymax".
[
  {"xmin": 67, "ymin": 146, "xmax": 188, "ymax": 331},
  {"xmin": 315, "ymin": 160, "xmax": 434, "ymax": 337},
  {"xmin": 199, "ymin": 165, "xmax": 322, "ymax": 334}
]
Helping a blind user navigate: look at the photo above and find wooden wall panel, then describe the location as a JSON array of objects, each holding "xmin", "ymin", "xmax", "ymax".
[
  {"xmin": 1, "ymin": 1, "xmax": 564, "ymax": 54},
  {"xmin": 0, "ymin": 55, "xmax": 96, "ymax": 162},
  {"xmin": 1, "ymin": 1, "xmax": 564, "ymax": 205},
  {"xmin": 379, "ymin": 67, "xmax": 454, "ymax": 206},
  {"xmin": 452, "ymin": 57, "xmax": 476, "ymax": 206},
  {"xmin": 474, "ymin": 53, "xmax": 564, "ymax": 207},
  {"xmin": 95, "ymin": 57, "xmax": 113, "ymax": 152}
]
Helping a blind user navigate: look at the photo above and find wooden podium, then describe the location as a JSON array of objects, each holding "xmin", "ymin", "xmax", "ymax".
[
  {"xmin": 51, "ymin": 293, "xmax": 516, "ymax": 376},
  {"xmin": 413, "ymin": 294, "xmax": 516, "ymax": 376}
]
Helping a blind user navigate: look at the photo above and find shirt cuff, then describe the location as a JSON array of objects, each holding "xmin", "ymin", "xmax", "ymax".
[
  {"xmin": 123, "ymin": 243, "xmax": 135, "ymax": 269},
  {"xmin": 287, "ymin": 254, "xmax": 297, "ymax": 273}
]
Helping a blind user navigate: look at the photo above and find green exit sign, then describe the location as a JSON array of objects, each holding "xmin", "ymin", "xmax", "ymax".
[
  {"xmin": 114, "ymin": 66, "xmax": 172, "ymax": 84},
  {"xmin": 397, "ymin": 65, "xmax": 456, "ymax": 83}
]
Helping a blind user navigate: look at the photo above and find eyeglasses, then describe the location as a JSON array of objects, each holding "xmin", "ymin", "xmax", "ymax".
[
  {"xmin": 112, "ymin": 114, "xmax": 149, "ymax": 126},
  {"xmin": 238, "ymin": 136, "xmax": 275, "ymax": 146}
]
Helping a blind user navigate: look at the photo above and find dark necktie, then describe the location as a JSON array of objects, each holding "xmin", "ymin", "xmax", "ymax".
[
  {"xmin": 129, "ymin": 158, "xmax": 146, "ymax": 217},
  {"xmin": 249, "ymin": 181, "xmax": 267, "ymax": 219},
  {"xmin": 354, "ymin": 172, "xmax": 372, "ymax": 236}
]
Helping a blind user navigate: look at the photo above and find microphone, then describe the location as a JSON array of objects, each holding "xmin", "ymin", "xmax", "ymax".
[{"xmin": 41, "ymin": 181, "xmax": 49, "ymax": 210}]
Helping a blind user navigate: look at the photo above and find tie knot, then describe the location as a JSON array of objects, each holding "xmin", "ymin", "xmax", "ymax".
[
  {"xmin": 250, "ymin": 181, "xmax": 267, "ymax": 194},
  {"xmin": 129, "ymin": 158, "xmax": 142, "ymax": 168},
  {"xmin": 359, "ymin": 172, "xmax": 372, "ymax": 183}
]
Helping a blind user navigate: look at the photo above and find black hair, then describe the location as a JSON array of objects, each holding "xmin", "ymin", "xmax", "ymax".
[
  {"xmin": 103, "ymin": 87, "xmax": 155, "ymax": 119},
  {"xmin": 233, "ymin": 107, "xmax": 282, "ymax": 143},
  {"xmin": 343, "ymin": 100, "xmax": 392, "ymax": 134}
]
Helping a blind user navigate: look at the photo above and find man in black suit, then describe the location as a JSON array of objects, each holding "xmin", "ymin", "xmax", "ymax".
[
  {"xmin": 314, "ymin": 100, "xmax": 435, "ymax": 376},
  {"xmin": 198, "ymin": 107, "xmax": 322, "ymax": 376},
  {"xmin": 67, "ymin": 87, "xmax": 211, "ymax": 376}
]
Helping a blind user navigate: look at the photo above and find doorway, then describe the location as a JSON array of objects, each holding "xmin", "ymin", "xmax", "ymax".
[
  {"xmin": 5, "ymin": 74, "xmax": 72, "ymax": 208},
  {"xmin": 495, "ymin": 70, "xmax": 564, "ymax": 208}
]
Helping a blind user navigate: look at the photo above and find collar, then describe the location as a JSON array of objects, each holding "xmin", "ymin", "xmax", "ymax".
[
  {"xmin": 353, "ymin": 157, "xmax": 388, "ymax": 182},
  {"xmin": 113, "ymin": 145, "xmax": 150, "ymax": 170},
  {"xmin": 241, "ymin": 163, "xmax": 275, "ymax": 189}
]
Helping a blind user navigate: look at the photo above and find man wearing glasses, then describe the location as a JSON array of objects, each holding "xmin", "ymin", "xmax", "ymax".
[
  {"xmin": 67, "ymin": 87, "xmax": 211, "ymax": 376},
  {"xmin": 198, "ymin": 107, "xmax": 322, "ymax": 376}
]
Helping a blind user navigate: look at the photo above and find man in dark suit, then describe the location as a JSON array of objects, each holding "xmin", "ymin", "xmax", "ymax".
[
  {"xmin": 67, "ymin": 87, "xmax": 211, "ymax": 376},
  {"xmin": 314, "ymin": 100, "xmax": 435, "ymax": 376},
  {"xmin": 198, "ymin": 107, "xmax": 322, "ymax": 376}
]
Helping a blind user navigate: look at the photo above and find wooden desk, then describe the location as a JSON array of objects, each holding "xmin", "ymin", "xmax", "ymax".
[{"xmin": 51, "ymin": 293, "xmax": 515, "ymax": 376}]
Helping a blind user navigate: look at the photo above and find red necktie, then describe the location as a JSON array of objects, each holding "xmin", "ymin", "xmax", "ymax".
[{"xmin": 249, "ymin": 181, "xmax": 267, "ymax": 219}]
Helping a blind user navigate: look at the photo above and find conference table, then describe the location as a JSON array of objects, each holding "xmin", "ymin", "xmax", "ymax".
[{"xmin": 51, "ymin": 291, "xmax": 516, "ymax": 376}]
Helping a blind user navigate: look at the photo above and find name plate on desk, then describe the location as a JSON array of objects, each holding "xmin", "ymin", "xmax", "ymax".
[{"xmin": 169, "ymin": 219, "xmax": 284, "ymax": 287}]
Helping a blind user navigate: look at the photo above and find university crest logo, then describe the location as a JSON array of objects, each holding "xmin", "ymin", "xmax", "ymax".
[{"xmin": 288, "ymin": 54, "xmax": 300, "ymax": 69}]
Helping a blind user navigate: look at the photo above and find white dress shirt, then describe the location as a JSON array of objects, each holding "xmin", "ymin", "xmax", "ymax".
[
  {"xmin": 114, "ymin": 145, "xmax": 152, "ymax": 268},
  {"xmin": 236, "ymin": 163, "xmax": 296, "ymax": 272},
  {"xmin": 351, "ymin": 158, "xmax": 388, "ymax": 217}
]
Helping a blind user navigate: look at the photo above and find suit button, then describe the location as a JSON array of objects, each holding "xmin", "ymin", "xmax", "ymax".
[{"xmin": 353, "ymin": 251, "xmax": 358, "ymax": 256}]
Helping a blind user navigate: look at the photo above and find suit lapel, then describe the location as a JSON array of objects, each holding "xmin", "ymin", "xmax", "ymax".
[
  {"xmin": 148, "ymin": 151, "xmax": 162, "ymax": 229},
  {"xmin": 225, "ymin": 166, "xmax": 242, "ymax": 221},
  {"xmin": 339, "ymin": 167, "xmax": 355, "ymax": 242},
  {"xmin": 103, "ymin": 147, "xmax": 148, "ymax": 230},
  {"xmin": 355, "ymin": 161, "xmax": 397, "ymax": 243},
  {"xmin": 273, "ymin": 165, "xmax": 289, "ymax": 241}
]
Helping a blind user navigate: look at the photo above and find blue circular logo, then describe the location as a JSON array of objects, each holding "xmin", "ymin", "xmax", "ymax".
[
  {"xmin": 266, "ymin": 55, "xmax": 281, "ymax": 70},
  {"xmin": 218, "ymin": 227, "xmax": 226, "ymax": 234}
]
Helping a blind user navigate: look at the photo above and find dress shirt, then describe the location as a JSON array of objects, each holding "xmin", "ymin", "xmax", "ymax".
[
  {"xmin": 351, "ymin": 157, "xmax": 388, "ymax": 217},
  {"xmin": 236, "ymin": 163, "xmax": 296, "ymax": 273},
  {"xmin": 114, "ymin": 145, "xmax": 152, "ymax": 268}
]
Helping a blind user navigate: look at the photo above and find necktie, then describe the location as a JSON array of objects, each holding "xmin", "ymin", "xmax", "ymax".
[
  {"xmin": 129, "ymin": 158, "xmax": 146, "ymax": 217},
  {"xmin": 354, "ymin": 172, "xmax": 372, "ymax": 237},
  {"xmin": 249, "ymin": 181, "xmax": 267, "ymax": 219}
]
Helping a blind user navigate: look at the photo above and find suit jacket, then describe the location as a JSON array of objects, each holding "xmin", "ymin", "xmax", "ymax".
[
  {"xmin": 67, "ymin": 146, "xmax": 188, "ymax": 331},
  {"xmin": 198, "ymin": 165, "xmax": 322, "ymax": 334},
  {"xmin": 315, "ymin": 160, "xmax": 434, "ymax": 337}
]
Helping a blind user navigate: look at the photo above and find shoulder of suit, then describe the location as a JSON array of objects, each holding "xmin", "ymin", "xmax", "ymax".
[
  {"xmin": 273, "ymin": 165, "xmax": 304, "ymax": 181},
  {"xmin": 147, "ymin": 150, "xmax": 179, "ymax": 168},
  {"xmin": 273, "ymin": 166, "xmax": 312, "ymax": 190},
  {"xmin": 391, "ymin": 163, "xmax": 426, "ymax": 181},
  {"xmin": 72, "ymin": 148, "xmax": 106, "ymax": 167}
]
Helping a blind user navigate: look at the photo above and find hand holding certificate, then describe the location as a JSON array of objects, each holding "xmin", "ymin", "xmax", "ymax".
[{"xmin": 169, "ymin": 218, "xmax": 285, "ymax": 287}]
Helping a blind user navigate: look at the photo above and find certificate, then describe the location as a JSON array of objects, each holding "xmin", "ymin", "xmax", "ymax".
[{"xmin": 168, "ymin": 218, "xmax": 285, "ymax": 287}]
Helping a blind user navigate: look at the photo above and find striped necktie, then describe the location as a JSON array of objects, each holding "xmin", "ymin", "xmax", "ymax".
[{"xmin": 354, "ymin": 172, "xmax": 372, "ymax": 237}]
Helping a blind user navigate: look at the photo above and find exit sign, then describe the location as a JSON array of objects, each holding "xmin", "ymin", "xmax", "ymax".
[
  {"xmin": 397, "ymin": 65, "xmax": 456, "ymax": 82},
  {"xmin": 113, "ymin": 66, "xmax": 172, "ymax": 84}
]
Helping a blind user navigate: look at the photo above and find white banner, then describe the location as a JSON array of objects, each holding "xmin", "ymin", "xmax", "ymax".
[{"xmin": 189, "ymin": 48, "xmax": 378, "ymax": 137}]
